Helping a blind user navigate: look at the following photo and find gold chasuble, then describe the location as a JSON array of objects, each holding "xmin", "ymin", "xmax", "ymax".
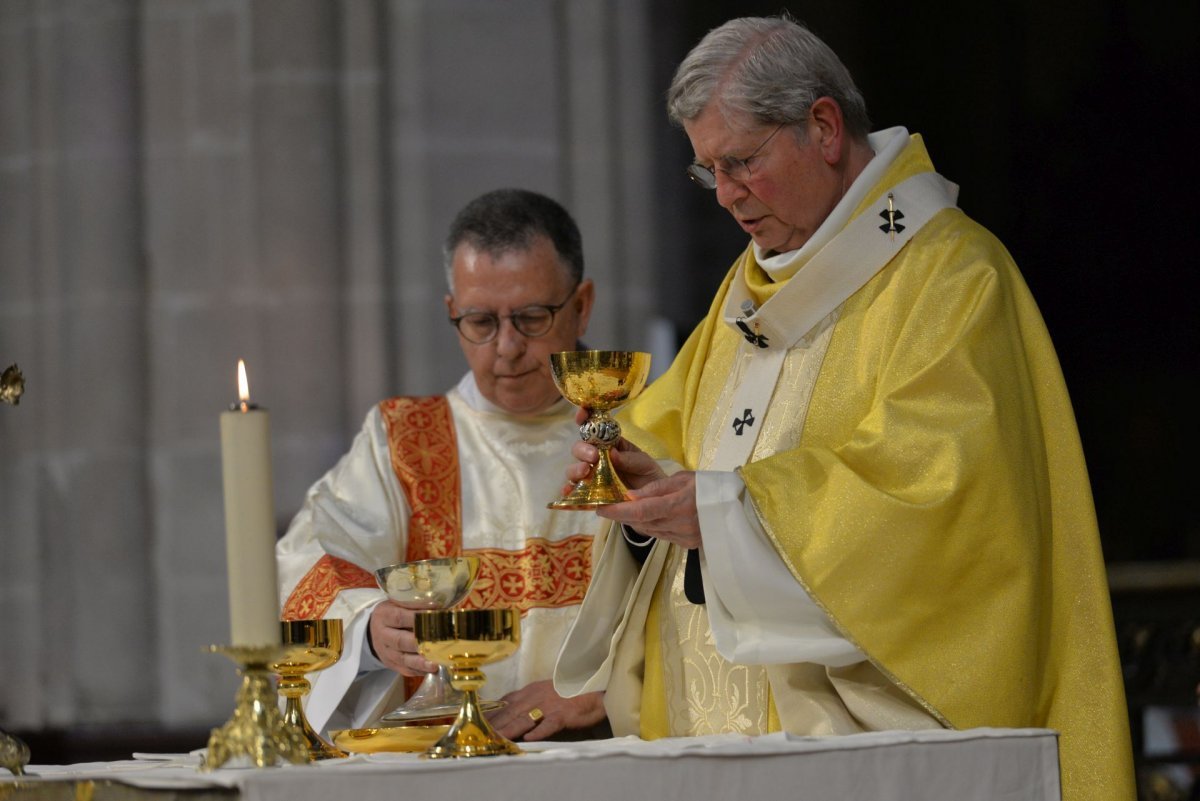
[{"xmin": 564, "ymin": 135, "xmax": 1134, "ymax": 801}]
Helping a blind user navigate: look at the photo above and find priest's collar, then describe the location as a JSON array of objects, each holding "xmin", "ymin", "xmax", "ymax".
[
  {"xmin": 755, "ymin": 126, "xmax": 910, "ymax": 282},
  {"xmin": 456, "ymin": 370, "xmax": 570, "ymax": 419}
]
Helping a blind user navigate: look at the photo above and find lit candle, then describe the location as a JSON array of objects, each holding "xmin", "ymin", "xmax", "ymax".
[{"xmin": 219, "ymin": 360, "xmax": 281, "ymax": 647}]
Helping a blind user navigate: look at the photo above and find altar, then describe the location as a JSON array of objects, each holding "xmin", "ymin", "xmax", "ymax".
[{"xmin": 2, "ymin": 728, "xmax": 1059, "ymax": 801}]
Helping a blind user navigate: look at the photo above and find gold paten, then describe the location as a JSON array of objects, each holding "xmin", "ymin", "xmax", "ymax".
[
  {"xmin": 414, "ymin": 608, "xmax": 521, "ymax": 758},
  {"xmin": 270, "ymin": 619, "xmax": 347, "ymax": 760},
  {"xmin": 547, "ymin": 350, "xmax": 651, "ymax": 509},
  {"xmin": 0, "ymin": 364, "xmax": 23, "ymax": 406},
  {"xmin": 330, "ymin": 723, "xmax": 450, "ymax": 754},
  {"xmin": 375, "ymin": 557, "xmax": 481, "ymax": 722},
  {"xmin": 203, "ymin": 644, "xmax": 309, "ymax": 769}
]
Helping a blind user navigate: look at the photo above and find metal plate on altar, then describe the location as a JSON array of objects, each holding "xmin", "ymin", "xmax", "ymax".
[{"xmin": 330, "ymin": 724, "xmax": 451, "ymax": 754}]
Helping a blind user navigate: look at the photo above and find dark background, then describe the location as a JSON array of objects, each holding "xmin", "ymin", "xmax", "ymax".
[{"xmin": 648, "ymin": 0, "xmax": 1198, "ymax": 564}]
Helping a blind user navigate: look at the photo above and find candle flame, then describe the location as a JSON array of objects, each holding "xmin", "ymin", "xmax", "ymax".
[{"xmin": 237, "ymin": 360, "xmax": 250, "ymax": 405}]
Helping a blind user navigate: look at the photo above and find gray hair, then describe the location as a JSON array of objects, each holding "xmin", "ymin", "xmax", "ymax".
[
  {"xmin": 442, "ymin": 188, "xmax": 583, "ymax": 292},
  {"xmin": 667, "ymin": 16, "xmax": 870, "ymax": 139}
]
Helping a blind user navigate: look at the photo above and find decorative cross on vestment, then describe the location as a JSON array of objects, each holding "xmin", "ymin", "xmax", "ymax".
[
  {"xmin": 879, "ymin": 192, "xmax": 905, "ymax": 240},
  {"xmin": 732, "ymin": 408, "xmax": 756, "ymax": 436}
]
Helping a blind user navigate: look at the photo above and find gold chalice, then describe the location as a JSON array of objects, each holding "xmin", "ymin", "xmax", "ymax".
[
  {"xmin": 414, "ymin": 608, "xmax": 521, "ymax": 758},
  {"xmin": 271, "ymin": 619, "xmax": 346, "ymax": 760},
  {"xmin": 375, "ymin": 556, "xmax": 481, "ymax": 722},
  {"xmin": 548, "ymin": 350, "xmax": 651, "ymax": 509}
]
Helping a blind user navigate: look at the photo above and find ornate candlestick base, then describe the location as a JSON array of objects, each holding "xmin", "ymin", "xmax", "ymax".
[
  {"xmin": 0, "ymin": 728, "xmax": 30, "ymax": 776},
  {"xmin": 204, "ymin": 644, "xmax": 310, "ymax": 769}
]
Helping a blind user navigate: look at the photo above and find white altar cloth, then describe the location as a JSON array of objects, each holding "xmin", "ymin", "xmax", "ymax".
[{"xmin": 5, "ymin": 728, "xmax": 1061, "ymax": 801}]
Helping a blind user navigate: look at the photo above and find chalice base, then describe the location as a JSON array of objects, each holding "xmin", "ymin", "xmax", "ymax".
[
  {"xmin": 548, "ymin": 449, "xmax": 631, "ymax": 510},
  {"xmin": 425, "ymin": 689, "xmax": 522, "ymax": 759},
  {"xmin": 281, "ymin": 695, "xmax": 347, "ymax": 760},
  {"xmin": 381, "ymin": 666, "xmax": 466, "ymax": 722},
  {"xmin": 204, "ymin": 645, "xmax": 310, "ymax": 770}
]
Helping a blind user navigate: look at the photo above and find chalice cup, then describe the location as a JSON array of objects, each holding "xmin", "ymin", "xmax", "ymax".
[
  {"xmin": 548, "ymin": 350, "xmax": 652, "ymax": 510},
  {"xmin": 375, "ymin": 556, "xmax": 480, "ymax": 722},
  {"xmin": 414, "ymin": 608, "xmax": 521, "ymax": 758},
  {"xmin": 271, "ymin": 619, "xmax": 346, "ymax": 760}
]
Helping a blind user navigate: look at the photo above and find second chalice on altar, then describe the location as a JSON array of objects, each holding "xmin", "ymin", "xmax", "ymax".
[
  {"xmin": 415, "ymin": 607, "xmax": 521, "ymax": 758},
  {"xmin": 548, "ymin": 350, "xmax": 652, "ymax": 510},
  {"xmin": 375, "ymin": 556, "xmax": 481, "ymax": 722},
  {"xmin": 271, "ymin": 619, "xmax": 346, "ymax": 760}
]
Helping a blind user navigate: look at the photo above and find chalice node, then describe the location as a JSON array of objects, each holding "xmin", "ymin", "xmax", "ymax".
[
  {"xmin": 375, "ymin": 556, "xmax": 481, "ymax": 722},
  {"xmin": 547, "ymin": 350, "xmax": 651, "ymax": 510},
  {"xmin": 414, "ymin": 608, "xmax": 521, "ymax": 758}
]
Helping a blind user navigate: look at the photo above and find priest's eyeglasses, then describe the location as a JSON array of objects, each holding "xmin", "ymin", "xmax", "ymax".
[
  {"xmin": 450, "ymin": 284, "xmax": 579, "ymax": 344},
  {"xmin": 686, "ymin": 123, "xmax": 786, "ymax": 190}
]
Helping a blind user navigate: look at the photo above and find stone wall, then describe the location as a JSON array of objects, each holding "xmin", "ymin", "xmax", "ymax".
[{"xmin": 0, "ymin": 0, "xmax": 658, "ymax": 729}]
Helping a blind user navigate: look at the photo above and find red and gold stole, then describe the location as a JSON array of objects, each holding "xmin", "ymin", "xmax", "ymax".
[
  {"xmin": 281, "ymin": 396, "xmax": 460, "ymax": 620},
  {"xmin": 283, "ymin": 394, "xmax": 592, "ymax": 649}
]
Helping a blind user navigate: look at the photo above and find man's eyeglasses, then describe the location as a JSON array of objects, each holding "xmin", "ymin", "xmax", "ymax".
[
  {"xmin": 449, "ymin": 284, "xmax": 579, "ymax": 344},
  {"xmin": 686, "ymin": 123, "xmax": 786, "ymax": 190}
]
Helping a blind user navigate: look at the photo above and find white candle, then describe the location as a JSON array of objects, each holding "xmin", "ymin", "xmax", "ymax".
[{"xmin": 219, "ymin": 360, "xmax": 281, "ymax": 647}]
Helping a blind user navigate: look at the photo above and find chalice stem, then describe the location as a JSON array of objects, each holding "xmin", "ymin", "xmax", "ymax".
[
  {"xmin": 592, "ymin": 446, "xmax": 630, "ymax": 499},
  {"xmin": 426, "ymin": 665, "xmax": 521, "ymax": 758}
]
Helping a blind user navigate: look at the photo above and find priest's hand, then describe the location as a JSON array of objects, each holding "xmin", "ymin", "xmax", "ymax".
[
  {"xmin": 488, "ymin": 680, "xmax": 606, "ymax": 742},
  {"xmin": 596, "ymin": 470, "xmax": 702, "ymax": 550},
  {"xmin": 368, "ymin": 601, "xmax": 438, "ymax": 677}
]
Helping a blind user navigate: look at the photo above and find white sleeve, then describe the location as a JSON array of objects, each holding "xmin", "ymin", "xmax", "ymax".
[
  {"xmin": 276, "ymin": 408, "xmax": 411, "ymax": 733},
  {"xmin": 695, "ymin": 470, "xmax": 864, "ymax": 667}
]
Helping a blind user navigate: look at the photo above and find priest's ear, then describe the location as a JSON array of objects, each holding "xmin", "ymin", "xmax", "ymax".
[
  {"xmin": 572, "ymin": 278, "xmax": 595, "ymax": 338},
  {"xmin": 808, "ymin": 96, "xmax": 847, "ymax": 165}
]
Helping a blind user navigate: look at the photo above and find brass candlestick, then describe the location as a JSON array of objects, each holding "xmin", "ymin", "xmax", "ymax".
[
  {"xmin": 547, "ymin": 350, "xmax": 651, "ymax": 509},
  {"xmin": 271, "ymin": 619, "xmax": 347, "ymax": 760},
  {"xmin": 204, "ymin": 644, "xmax": 309, "ymax": 769},
  {"xmin": 1, "ymin": 364, "xmax": 24, "ymax": 406},
  {"xmin": 2, "ymin": 364, "xmax": 29, "ymax": 774},
  {"xmin": 415, "ymin": 608, "xmax": 521, "ymax": 758},
  {"xmin": 0, "ymin": 729, "xmax": 30, "ymax": 776}
]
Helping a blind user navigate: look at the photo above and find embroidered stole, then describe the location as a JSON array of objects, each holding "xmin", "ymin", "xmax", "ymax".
[{"xmin": 281, "ymin": 396, "xmax": 461, "ymax": 620}]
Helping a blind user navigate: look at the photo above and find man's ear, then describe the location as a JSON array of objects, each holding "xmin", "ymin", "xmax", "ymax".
[
  {"xmin": 444, "ymin": 293, "xmax": 455, "ymax": 316},
  {"xmin": 809, "ymin": 96, "xmax": 846, "ymax": 165},
  {"xmin": 573, "ymin": 278, "xmax": 596, "ymax": 337}
]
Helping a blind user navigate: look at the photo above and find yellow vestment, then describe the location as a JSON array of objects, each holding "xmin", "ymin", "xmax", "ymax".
[{"xmin": 608, "ymin": 136, "xmax": 1133, "ymax": 801}]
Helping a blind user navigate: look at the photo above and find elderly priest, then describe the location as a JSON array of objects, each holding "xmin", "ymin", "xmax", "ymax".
[{"xmin": 554, "ymin": 16, "xmax": 1133, "ymax": 801}]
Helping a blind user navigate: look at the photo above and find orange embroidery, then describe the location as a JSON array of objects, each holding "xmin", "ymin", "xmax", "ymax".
[
  {"xmin": 463, "ymin": 536, "xmax": 593, "ymax": 614},
  {"xmin": 379, "ymin": 397, "xmax": 461, "ymax": 560},
  {"xmin": 281, "ymin": 554, "xmax": 377, "ymax": 620}
]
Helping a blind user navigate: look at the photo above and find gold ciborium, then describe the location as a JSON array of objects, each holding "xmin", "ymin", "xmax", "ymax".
[
  {"xmin": 414, "ymin": 608, "xmax": 521, "ymax": 758},
  {"xmin": 548, "ymin": 350, "xmax": 651, "ymax": 509},
  {"xmin": 270, "ymin": 619, "xmax": 346, "ymax": 760},
  {"xmin": 375, "ymin": 556, "xmax": 480, "ymax": 722}
]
